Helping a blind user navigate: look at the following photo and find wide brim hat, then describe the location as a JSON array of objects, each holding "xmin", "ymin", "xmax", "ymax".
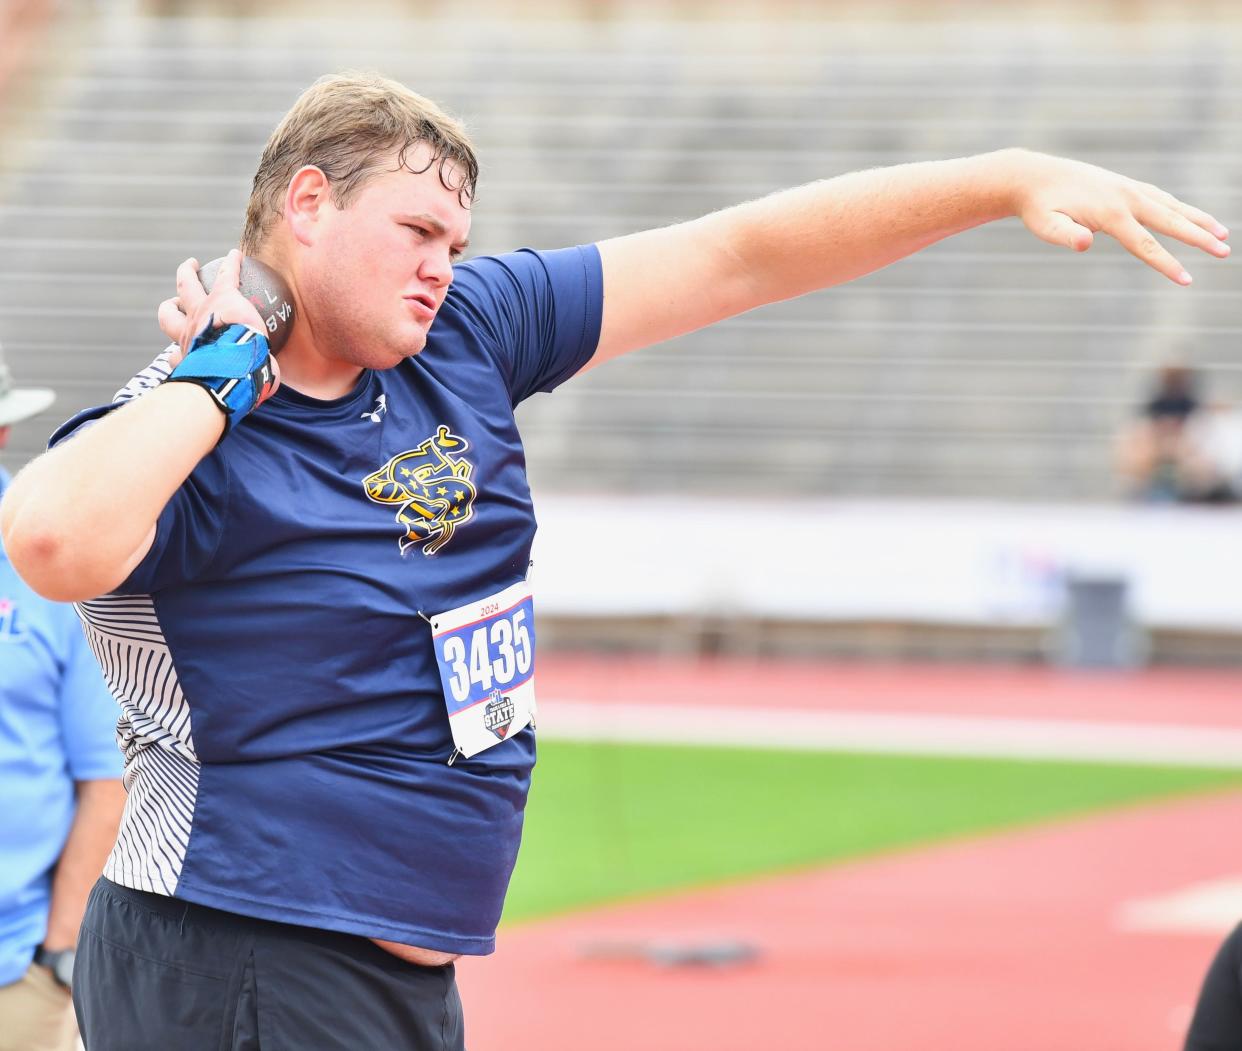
[{"xmin": 0, "ymin": 354, "xmax": 55, "ymax": 427}]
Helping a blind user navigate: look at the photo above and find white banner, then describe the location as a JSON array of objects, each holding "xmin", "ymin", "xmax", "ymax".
[{"xmin": 530, "ymin": 496, "xmax": 1242, "ymax": 630}]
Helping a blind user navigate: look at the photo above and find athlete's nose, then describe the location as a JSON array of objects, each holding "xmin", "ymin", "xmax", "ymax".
[{"xmin": 420, "ymin": 247, "xmax": 454, "ymax": 288}]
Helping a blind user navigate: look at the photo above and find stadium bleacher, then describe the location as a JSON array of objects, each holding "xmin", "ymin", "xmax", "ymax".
[{"xmin": 0, "ymin": 10, "xmax": 1239, "ymax": 503}]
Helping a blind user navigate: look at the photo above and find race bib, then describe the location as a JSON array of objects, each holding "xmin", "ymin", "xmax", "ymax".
[{"xmin": 430, "ymin": 581, "xmax": 536, "ymax": 760}]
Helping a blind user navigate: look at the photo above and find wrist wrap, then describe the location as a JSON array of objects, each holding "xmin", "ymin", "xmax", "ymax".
[{"xmin": 167, "ymin": 322, "xmax": 276, "ymax": 436}]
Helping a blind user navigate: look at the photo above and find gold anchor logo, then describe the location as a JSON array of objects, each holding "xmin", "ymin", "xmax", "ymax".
[{"xmin": 363, "ymin": 425, "xmax": 477, "ymax": 555}]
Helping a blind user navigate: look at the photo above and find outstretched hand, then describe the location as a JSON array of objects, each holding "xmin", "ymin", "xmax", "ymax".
[
  {"xmin": 1009, "ymin": 149, "xmax": 1229, "ymax": 284},
  {"xmin": 156, "ymin": 249, "xmax": 269, "ymax": 365}
]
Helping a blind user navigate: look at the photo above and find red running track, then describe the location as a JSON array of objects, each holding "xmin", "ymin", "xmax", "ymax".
[
  {"xmin": 453, "ymin": 658, "xmax": 1242, "ymax": 1050},
  {"xmin": 539, "ymin": 655, "xmax": 1242, "ymax": 726},
  {"xmin": 459, "ymin": 789, "xmax": 1242, "ymax": 1051}
]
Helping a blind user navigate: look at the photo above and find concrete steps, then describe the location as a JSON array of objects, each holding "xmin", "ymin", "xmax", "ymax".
[{"xmin": 1, "ymin": 11, "xmax": 1240, "ymax": 497}]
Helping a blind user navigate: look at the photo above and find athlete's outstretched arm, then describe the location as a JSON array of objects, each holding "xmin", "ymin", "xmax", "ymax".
[{"xmin": 591, "ymin": 148, "xmax": 1229, "ymax": 366}]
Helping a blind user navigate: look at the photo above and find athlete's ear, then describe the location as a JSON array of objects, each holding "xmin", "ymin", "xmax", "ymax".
[{"xmin": 284, "ymin": 166, "xmax": 331, "ymax": 247}]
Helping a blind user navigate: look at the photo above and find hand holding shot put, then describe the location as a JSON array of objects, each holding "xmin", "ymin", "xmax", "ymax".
[
  {"xmin": 162, "ymin": 250, "xmax": 281, "ymax": 433},
  {"xmin": 159, "ymin": 249, "xmax": 298, "ymax": 362},
  {"xmin": 0, "ymin": 70, "xmax": 1231, "ymax": 1051}
]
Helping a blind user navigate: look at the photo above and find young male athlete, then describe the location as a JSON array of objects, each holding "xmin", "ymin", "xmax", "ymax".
[{"xmin": 0, "ymin": 72, "xmax": 1230, "ymax": 1049}]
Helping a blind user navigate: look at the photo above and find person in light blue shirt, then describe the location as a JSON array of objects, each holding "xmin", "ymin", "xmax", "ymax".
[{"xmin": 0, "ymin": 351, "xmax": 124, "ymax": 1051}]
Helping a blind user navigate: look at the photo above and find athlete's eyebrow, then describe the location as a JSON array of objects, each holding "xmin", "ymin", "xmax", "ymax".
[{"xmin": 400, "ymin": 212, "xmax": 471, "ymax": 257}]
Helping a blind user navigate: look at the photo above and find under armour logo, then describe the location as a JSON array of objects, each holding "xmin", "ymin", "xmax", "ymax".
[{"xmin": 362, "ymin": 394, "xmax": 388, "ymax": 424}]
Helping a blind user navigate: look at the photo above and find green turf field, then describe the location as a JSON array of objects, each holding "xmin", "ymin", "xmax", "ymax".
[{"xmin": 503, "ymin": 741, "xmax": 1242, "ymax": 922}]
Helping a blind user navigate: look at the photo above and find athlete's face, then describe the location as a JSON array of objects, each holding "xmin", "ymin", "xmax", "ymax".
[{"xmin": 300, "ymin": 145, "xmax": 472, "ymax": 370}]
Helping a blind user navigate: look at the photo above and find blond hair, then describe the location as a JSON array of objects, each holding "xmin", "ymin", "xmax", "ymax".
[{"xmin": 241, "ymin": 72, "xmax": 478, "ymax": 252}]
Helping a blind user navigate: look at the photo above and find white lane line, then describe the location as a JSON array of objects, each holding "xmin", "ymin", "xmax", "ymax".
[
  {"xmin": 1117, "ymin": 878, "xmax": 1242, "ymax": 935},
  {"xmin": 537, "ymin": 702, "xmax": 1242, "ymax": 768}
]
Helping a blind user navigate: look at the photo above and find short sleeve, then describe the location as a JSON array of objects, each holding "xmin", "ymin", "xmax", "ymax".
[
  {"xmin": 446, "ymin": 245, "xmax": 604, "ymax": 405},
  {"xmin": 47, "ymin": 349, "xmax": 231, "ymax": 595},
  {"xmin": 112, "ymin": 455, "xmax": 230, "ymax": 594},
  {"xmin": 58, "ymin": 615, "xmax": 123, "ymax": 781}
]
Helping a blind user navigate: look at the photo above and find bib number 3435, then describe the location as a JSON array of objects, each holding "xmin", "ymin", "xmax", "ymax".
[{"xmin": 431, "ymin": 580, "xmax": 536, "ymax": 759}]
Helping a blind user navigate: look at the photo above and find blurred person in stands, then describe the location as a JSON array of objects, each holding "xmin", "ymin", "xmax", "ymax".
[
  {"xmin": 1180, "ymin": 399, "xmax": 1242, "ymax": 503},
  {"xmin": 1115, "ymin": 362, "xmax": 1201, "ymax": 502},
  {"xmin": 1147, "ymin": 361, "xmax": 1201, "ymax": 420},
  {"xmin": 0, "ymin": 349, "xmax": 124, "ymax": 1051},
  {"xmin": 1116, "ymin": 363, "xmax": 1242, "ymax": 503},
  {"xmin": 0, "ymin": 73, "xmax": 1231, "ymax": 1050}
]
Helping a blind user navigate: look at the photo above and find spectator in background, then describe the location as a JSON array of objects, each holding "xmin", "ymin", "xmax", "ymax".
[
  {"xmin": 1180, "ymin": 400, "xmax": 1242, "ymax": 503},
  {"xmin": 1146, "ymin": 361, "xmax": 1200, "ymax": 422},
  {"xmin": 1114, "ymin": 362, "xmax": 1239, "ymax": 503},
  {"xmin": 0, "ymin": 348, "xmax": 125, "ymax": 1051}
]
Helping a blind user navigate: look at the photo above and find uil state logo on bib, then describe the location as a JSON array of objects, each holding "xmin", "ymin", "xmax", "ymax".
[
  {"xmin": 484, "ymin": 689, "xmax": 516, "ymax": 740},
  {"xmin": 363, "ymin": 425, "xmax": 477, "ymax": 555}
]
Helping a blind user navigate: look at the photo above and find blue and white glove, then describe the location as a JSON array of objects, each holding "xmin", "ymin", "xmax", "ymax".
[{"xmin": 167, "ymin": 319, "xmax": 277, "ymax": 438}]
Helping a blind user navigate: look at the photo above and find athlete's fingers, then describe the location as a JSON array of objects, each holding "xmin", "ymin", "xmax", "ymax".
[
  {"xmin": 1135, "ymin": 197, "xmax": 1232, "ymax": 258},
  {"xmin": 1108, "ymin": 214, "xmax": 1190, "ymax": 284},
  {"xmin": 156, "ymin": 297, "xmax": 188, "ymax": 348},
  {"xmin": 179, "ymin": 309, "xmax": 212, "ymax": 359},
  {"xmin": 1134, "ymin": 181, "xmax": 1229, "ymax": 241},
  {"xmin": 212, "ymin": 248, "xmax": 243, "ymax": 292},
  {"xmin": 1026, "ymin": 209, "xmax": 1094, "ymax": 253},
  {"xmin": 174, "ymin": 257, "xmax": 205, "ymax": 316},
  {"xmin": 177, "ymin": 253, "xmax": 254, "ymax": 357},
  {"xmin": 198, "ymin": 251, "xmax": 266, "ymax": 337}
]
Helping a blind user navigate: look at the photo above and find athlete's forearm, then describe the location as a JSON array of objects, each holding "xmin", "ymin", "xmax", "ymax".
[
  {"xmin": 593, "ymin": 150, "xmax": 1015, "ymax": 361},
  {"xmin": 0, "ymin": 382, "xmax": 224, "ymax": 601},
  {"xmin": 701, "ymin": 149, "xmax": 1014, "ymax": 305}
]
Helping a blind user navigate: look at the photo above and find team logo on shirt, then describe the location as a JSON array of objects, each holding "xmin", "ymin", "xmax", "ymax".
[
  {"xmin": 0, "ymin": 597, "xmax": 25, "ymax": 642},
  {"xmin": 362, "ymin": 425, "xmax": 477, "ymax": 555},
  {"xmin": 483, "ymin": 689, "xmax": 516, "ymax": 740}
]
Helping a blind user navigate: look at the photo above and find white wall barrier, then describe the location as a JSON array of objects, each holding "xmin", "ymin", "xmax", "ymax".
[{"xmin": 530, "ymin": 496, "xmax": 1242, "ymax": 630}]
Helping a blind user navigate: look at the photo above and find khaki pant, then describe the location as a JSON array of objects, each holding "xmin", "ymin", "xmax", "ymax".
[{"xmin": 0, "ymin": 963, "xmax": 78, "ymax": 1051}]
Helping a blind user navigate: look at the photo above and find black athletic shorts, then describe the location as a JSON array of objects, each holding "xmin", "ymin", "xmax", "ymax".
[
  {"xmin": 74, "ymin": 878, "xmax": 466, "ymax": 1051},
  {"xmin": 1185, "ymin": 921, "xmax": 1242, "ymax": 1051}
]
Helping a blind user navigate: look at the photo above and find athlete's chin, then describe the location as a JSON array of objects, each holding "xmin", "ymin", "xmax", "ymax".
[
  {"xmin": 393, "ymin": 321, "xmax": 431, "ymax": 359},
  {"xmin": 395, "ymin": 337, "xmax": 428, "ymax": 363},
  {"xmin": 361, "ymin": 331, "xmax": 427, "ymax": 370}
]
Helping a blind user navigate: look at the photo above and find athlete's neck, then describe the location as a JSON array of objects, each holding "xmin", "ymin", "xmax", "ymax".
[
  {"xmin": 275, "ymin": 340, "xmax": 364, "ymax": 401},
  {"xmin": 252, "ymin": 246, "xmax": 365, "ymax": 400}
]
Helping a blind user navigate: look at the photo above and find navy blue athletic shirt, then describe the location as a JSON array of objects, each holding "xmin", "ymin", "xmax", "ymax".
[{"xmin": 52, "ymin": 246, "xmax": 603, "ymax": 954}]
